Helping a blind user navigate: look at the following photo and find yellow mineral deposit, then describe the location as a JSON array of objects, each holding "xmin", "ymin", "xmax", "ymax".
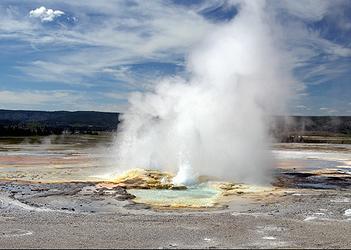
[
  {"xmin": 104, "ymin": 168, "xmax": 284, "ymax": 210},
  {"xmin": 111, "ymin": 168, "xmax": 185, "ymax": 190}
]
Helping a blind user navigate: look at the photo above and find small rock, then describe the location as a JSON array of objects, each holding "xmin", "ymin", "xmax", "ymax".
[
  {"xmin": 169, "ymin": 185, "xmax": 187, "ymax": 190},
  {"xmin": 115, "ymin": 194, "xmax": 136, "ymax": 201},
  {"xmin": 124, "ymin": 203, "xmax": 151, "ymax": 210}
]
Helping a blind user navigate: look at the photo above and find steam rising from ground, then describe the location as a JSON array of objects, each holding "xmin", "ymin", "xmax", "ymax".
[{"xmin": 113, "ymin": 1, "xmax": 294, "ymax": 185}]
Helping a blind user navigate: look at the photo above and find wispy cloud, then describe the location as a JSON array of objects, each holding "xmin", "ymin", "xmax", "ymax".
[
  {"xmin": 271, "ymin": 0, "xmax": 351, "ymax": 88},
  {"xmin": 0, "ymin": 0, "xmax": 350, "ymax": 112},
  {"xmin": 0, "ymin": 1, "xmax": 214, "ymax": 87},
  {"xmin": 2, "ymin": 1, "xmax": 350, "ymax": 88},
  {"xmin": 276, "ymin": 0, "xmax": 331, "ymax": 21},
  {"xmin": 319, "ymin": 107, "xmax": 338, "ymax": 114},
  {"xmin": 296, "ymin": 105, "xmax": 308, "ymax": 109},
  {"xmin": 0, "ymin": 90, "xmax": 127, "ymax": 112}
]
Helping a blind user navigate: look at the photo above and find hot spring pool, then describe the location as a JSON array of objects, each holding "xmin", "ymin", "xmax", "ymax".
[{"xmin": 128, "ymin": 184, "xmax": 221, "ymax": 208}]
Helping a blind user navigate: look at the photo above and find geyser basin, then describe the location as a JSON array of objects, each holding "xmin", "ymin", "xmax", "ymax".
[
  {"xmin": 109, "ymin": 168, "xmax": 276, "ymax": 209},
  {"xmin": 110, "ymin": 168, "xmax": 225, "ymax": 208},
  {"xmin": 129, "ymin": 184, "xmax": 221, "ymax": 208}
]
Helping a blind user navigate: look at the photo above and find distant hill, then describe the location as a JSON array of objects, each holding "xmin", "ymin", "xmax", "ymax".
[
  {"xmin": 272, "ymin": 116, "xmax": 351, "ymax": 134},
  {"xmin": 271, "ymin": 116, "xmax": 351, "ymax": 143},
  {"xmin": 0, "ymin": 110, "xmax": 119, "ymax": 136},
  {"xmin": 0, "ymin": 110, "xmax": 350, "ymax": 141}
]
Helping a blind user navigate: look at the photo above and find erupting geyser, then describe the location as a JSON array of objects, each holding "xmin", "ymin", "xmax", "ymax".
[{"xmin": 113, "ymin": 1, "xmax": 294, "ymax": 185}]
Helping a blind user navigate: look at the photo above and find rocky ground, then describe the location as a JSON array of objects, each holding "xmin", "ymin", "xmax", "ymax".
[
  {"xmin": 0, "ymin": 169, "xmax": 351, "ymax": 249},
  {"xmin": 0, "ymin": 139, "xmax": 350, "ymax": 248}
]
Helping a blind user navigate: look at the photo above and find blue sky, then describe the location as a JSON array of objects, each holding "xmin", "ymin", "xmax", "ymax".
[{"xmin": 0, "ymin": 0, "xmax": 350, "ymax": 115}]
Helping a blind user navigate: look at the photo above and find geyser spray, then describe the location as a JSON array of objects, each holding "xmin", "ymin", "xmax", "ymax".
[{"xmin": 113, "ymin": 1, "xmax": 294, "ymax": 185}]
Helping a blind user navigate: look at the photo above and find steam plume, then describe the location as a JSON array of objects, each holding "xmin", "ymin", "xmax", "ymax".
[{"xmin": 113, "ymin": 1, "xmax": 294, "ymax": 185}]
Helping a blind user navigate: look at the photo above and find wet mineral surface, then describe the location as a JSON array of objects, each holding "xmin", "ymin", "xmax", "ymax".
[{"xmin": 0, "ymin": 136, "xmax": 350, "ymax": 248}]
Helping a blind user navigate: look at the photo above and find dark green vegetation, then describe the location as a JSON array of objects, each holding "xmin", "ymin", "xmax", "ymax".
[
  {"xmin": 0, "ymin": 110, "xmax": 350, "ymax": 143},
  {"xmin": 0, "ymin": 109, "xmax": 119, "ymax": 136},
  {"xmin": 272, "ymin": 116, "xmax": 351, "ymax": 143}
]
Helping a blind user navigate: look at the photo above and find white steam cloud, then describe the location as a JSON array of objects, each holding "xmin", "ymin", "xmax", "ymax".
[
  {"xmin": 29, "ymin": 6, "xmax": 64, "ymax": 22},
  {"xmin": 113, "ymin": 1, "xmax": 294, "ymax": 185}
]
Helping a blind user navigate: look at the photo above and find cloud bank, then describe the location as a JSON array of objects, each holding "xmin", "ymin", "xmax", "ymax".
[{"xmin": 0, "ymin": 0, "xmax": 350, "ymax": 114}]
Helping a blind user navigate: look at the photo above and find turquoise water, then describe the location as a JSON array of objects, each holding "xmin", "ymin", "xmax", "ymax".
[{"xmin": 129, "ymin": 183, "xmax": 221, "ymax": 207}]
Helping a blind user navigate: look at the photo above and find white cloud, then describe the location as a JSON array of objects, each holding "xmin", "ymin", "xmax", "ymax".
[
  {"xmin": 104, "ymin": 92, "xmax": 129, "ymax": 100},
  {"xmin": 3, "ymin": 1, "xmax": 214, "ymax": 87},
  {"xmin": 277, "ymin": 0, "xmax": 331, "ymax": 21},
  {"xmin": 268, "ymin": 0, "xmax": 351, "ymax": 88},
  {"xmin": 0, "ymin": 90, "xmax": 127, "ymax": 112},
  {"xmin": 0, "ymin": 90, "xmax": 77, "ymax": 106},
  {"xmin": 296, "ymin": 105, "xmax": 307, "ymax": 109},
  {"xmin": 319, "ymin": 107, "xmax": 338, "ymax": 114},
  {"xmin": 29, "ymin": 6, "xmax": 64, "ymax": 22},
  {"xmin": 0, "ymin": 0, "xmax": 350, "ymax": 112},
  {"xmin": 2, "ymin": 1, "xmax": 346, "ymax": 87}
]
